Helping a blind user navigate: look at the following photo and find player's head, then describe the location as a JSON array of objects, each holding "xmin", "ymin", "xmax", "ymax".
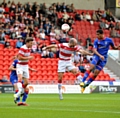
[
  {"xmin": 69, "ymin": 38, "xmax": 77, "ymax": 48},
  {"xmin": 25, "ymin": 37, "xmax": 33, "ymax": 48},
  {"xmin": 96, "ymin": 29, "xmax": 104, "ymax": 39}
]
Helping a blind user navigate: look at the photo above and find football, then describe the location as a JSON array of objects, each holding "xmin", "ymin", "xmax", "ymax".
[{"xmin": 61, "ymin": 23, "xmax": 70, "ymax": 32}]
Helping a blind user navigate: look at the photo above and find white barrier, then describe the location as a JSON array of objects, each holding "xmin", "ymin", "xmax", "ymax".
[{"xmin": 28, "ymin": 81, "xmax": 120, "ymax": 94}]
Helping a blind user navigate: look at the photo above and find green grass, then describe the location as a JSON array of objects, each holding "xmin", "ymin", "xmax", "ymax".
[{"xmin": 0, "ymin": 94, "xmax": 120, "ymax": 118}]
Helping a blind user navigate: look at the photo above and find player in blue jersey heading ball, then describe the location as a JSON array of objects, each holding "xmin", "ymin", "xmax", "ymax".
[{"xmin": 80, "ymin": 29, "xmax": 120, "ymax": 93}]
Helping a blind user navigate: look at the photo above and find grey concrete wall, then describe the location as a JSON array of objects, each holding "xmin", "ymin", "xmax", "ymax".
[
  {"xmin": 106, "ymin": 56, "xmax": 120, "ymax": 77},
  {"xmin": 115, "ymin": 8, "xmax": 120, "ymax": 18},
  {"xmin": 5, "ymin": 0, "xmax": 104, "ymax": 10}
]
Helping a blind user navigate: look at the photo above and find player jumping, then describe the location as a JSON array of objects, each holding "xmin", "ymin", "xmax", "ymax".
[
  {"xmin": 80, "ymin": 29, "xmax": 120, "ymax": 93},
  {"xmin": 42, "ymin": 38, "xmax": 93, "ymax": 100}
]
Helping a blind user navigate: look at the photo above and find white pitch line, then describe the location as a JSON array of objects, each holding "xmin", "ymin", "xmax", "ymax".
[{"xmin": 0, "ymin": 106, "xmax": 120, "ymax": 114}]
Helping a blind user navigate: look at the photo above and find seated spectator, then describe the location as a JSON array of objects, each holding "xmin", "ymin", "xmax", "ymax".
[
  {"xmin": 108, "ymin": 21, "xmax": 114, "ymax": 30},
  {"xmin": 58, "ymin": 30, "xmax": 68, "ymax": 43},
  {"xmin": 50, "ymin": 29, "xmax": 58, "ymax": 44},
  {"xmin": 62, "ymin": 10, "xmax": 69, "ymax": 20},
  {"xmin": 74, "ymin": 52, "xmax": 81, "ymax": 65},
  {"xmin": 75, "ymin": 12, "xmax": 81, "ymax": 21},
  {"xmin": 40, "ymin": 29, "xmax": 46, "ymax": 40},
  {"xmin": 99, "ymin": 19, "xmax": 107, "ymax": 30},
  {"xmin": 36, "ymin": 44, "xmax": 42, "ymax": 54},
  {"xmin": 31, "ymin": 40, "xmax": 37, "ymax": 53},
  {"xmin": 106, "ymin": 12, "xmax": 115, "ymax": 22},
  {"xmin": 86, "ymin": 35, "xmax": 92, "ymax": 48},
  {"xmin": 96, "ymin": 8, "xmax": 103, "ymax": 18},
  {"xmin": 115, "ymin": 22, "xmax": 120, "ymax": 30},
  {"xmin": 0, "ymin": 29, "xmax": 5, "ymax": 44},
  {"xmin": 45, "ymin": 25, "xmax": 50, "ymax": 36},
  {"xmin": 0, "ymin": 75, "xmax": 9, "ymax": 83},
  {"xmin": 110, "ymin": 27, "xmax": 120, "ymax": 38},
  {"xmin": 16, "ymin": 36, "xmax": 23, "ymax": 48},
  {"xmin": 4, "ymin": 39, "xmax": 11, "ymax": 48},
  {"xmin": 85, "ymin": 11, "xmax": 91, "ymax": 21},
  {"xmin": 80, "ymin": 12, "xmax": 86, "ymax": 21},
  {"xmin": 92, "ymin": 10, "xmax": 101, "ymax": 21},
  {"xmin": 41, "ymin": 49, "xmax": 54, "ymax": 58}
]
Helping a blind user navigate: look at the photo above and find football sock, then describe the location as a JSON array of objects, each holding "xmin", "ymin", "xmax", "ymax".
[
  {"xmin": 82, "ymin": 70, "xmax": 90, "ymax": 82},
  {"xmin": 58, "ymin": 79, "xmax": 62, "ymax": 95},
  {"xmin": 15, "ymin": 82, "xmax": 23, "ymax": 98},
  {"xmin": 86, "ymin": 73, "xmax": 95, "ymax": 86},
  {"xmin": 22, "ymin": 90, "xmax": 29, "ymax": 103},
  {"xmin": 15, "ymin": 90, "xmax": 20, "ymax": 102}
]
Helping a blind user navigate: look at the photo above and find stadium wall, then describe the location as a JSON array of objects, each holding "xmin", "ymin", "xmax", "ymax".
[
  {"xmin": 106, "ymin": 56, "xmax": 120, "ymax": 77},
  {"xmin": 5, "ymin": 0, "xmax": 105, "ymax": 10}
]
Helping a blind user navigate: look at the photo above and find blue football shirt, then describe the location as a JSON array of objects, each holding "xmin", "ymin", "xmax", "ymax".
[
  {"xmin": 93, "ymin": 37, "xmax": 114, "ymax": 58},
  {"xmin": 10, "ymin": 59, "xmax": 18, "ymax": 79}
]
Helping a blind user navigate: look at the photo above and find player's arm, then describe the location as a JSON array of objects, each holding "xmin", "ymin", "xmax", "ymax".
[
  {"xmin": 18, "ymin": 54, "xmax": 33, "ymax": 60},
  {"xmin": 111, "ymin": 44, "xmax": 120, "ymax": 50},
  {"xmin": 42, "ymin": 44, "xmax": 58, "ymax": 51},
  {"xmin": 9, "ymin": 65, "xmax": 16, "ymax": 71},
  {"xmin": 79, "ymin": 49, "xmax": 93, "ymax": 56},
  {"xmin": 29, "ymin": 67, "xmax": 37, "ymax": 72}
]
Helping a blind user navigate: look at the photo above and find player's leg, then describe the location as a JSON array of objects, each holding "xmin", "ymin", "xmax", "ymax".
[
  {"xmin": 58, "ymin": 60, "xmax": 66, "ymax": 100},
  {"xmin": 20, "ymin": 67, "xmax": 30, "ymax": 105},
  {"xmin": 10, "ymin": 77, "xmax": 20, "ymax": 104},
  {"xmin": 81, "ymin": 60, "xmax": 106, "ymax": 93},
  {"xmin": 80, "ymin": 55, "xmax": 99, "ymax": 86},
  {"xmin": 58, "ymin": 72, "xmax": 64, "ymax": 100},
  {"xmin": 13, "ymin": 83, "xmax": 20, "ymax": 103},
  {"xmin": 14, "ymin": 65, "xmax": 24, "ymax": 98},
  {"xmin": 21, "ymin": 87, "xmax": 29, "ymax": 106}
]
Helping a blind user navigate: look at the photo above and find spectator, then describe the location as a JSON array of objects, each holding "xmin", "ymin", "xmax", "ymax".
[
  {"xmin": 50, "ymin": 28, "xmax": 58, "ymax": 44},
  {"xmin": 16, "ymin": 36, "xmax": 23, "ymax": 49},
  {"xmin": 0, "ymin": 75, "xmax": 9, "ymax": 83},
  {"xmin": 31, "ymin": 40, "xmax": 37, "ymax": 53},
  {"xmin": 115, "ymin": 22, "xmax": 120, "ymax": 30},
  {"xmin": 106, "ymin": 12, "xmax": 115, "ymax": 22},
  {"xmin": 74, "ymin": 52, "xmax": 81, "ymax": 65},
  {"xmin": 86, "ymin": 35, "xmax": 92, "ymax": 48},
  {"xmin": 80, "ymin": 12, "xmax": 86, "ymax": 21},
  {"xmin": 99, "ymin": 19, "xmax": 109, "ymax": 30},
  {"xmin": 4, "ymin": 39, "xmax": 11, "ymax": 48},
  {"xmin": 85, "ymin": 11, "xmax": 91, "ymax": 21},
  {"xmin": 40, "ymin": 29, "xmax": 46, "ymax": 40},
  {"xmin": 110, "ymin": 27, "xmax": 120, "ymax": 38},
  {"xmin": 75, "ymin": 12, "xmax": 81, "ymax": 21}
]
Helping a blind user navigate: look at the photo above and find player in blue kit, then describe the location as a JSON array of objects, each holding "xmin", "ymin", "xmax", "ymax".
[
  {"xmin": 9, "ymin": 56, "xmax": 36, "ymax": 106},
  {"xmin": 80, "ymin": 29, "xmax": 120, "ymax": 93}
]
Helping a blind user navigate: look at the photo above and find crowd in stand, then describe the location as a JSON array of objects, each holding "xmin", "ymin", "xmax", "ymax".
[{"xmin": 0, "ymin": 0, "xmax": 119, "ymax": 64}]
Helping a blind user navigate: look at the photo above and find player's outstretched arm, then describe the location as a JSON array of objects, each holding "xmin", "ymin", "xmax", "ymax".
[
  {"xmin": 29, "ymin": 67, "xmax": 37, "ymax": 72},
  {"xmin": 79, "ymin": 49, "xmax": 93, "ymax": 56},
  {"xmin": 9, "ymin": 65, "xmax": 16, "ymax": 71},
  {"xmin": 111, "ymin": 44, "xmax": 120, "ymax": 50},
  {"xmin": 42, "ymin": 44, "xmax": 58, "ymax": 51}
]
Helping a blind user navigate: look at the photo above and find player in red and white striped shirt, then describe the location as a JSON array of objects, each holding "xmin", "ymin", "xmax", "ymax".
[
  {"xmin": 14, "ymin": 37, "xmax": 34, "ymax": 104},
  {"xmin": 43, "ymin": 38, "xmax": 93, "ymax": 100}
]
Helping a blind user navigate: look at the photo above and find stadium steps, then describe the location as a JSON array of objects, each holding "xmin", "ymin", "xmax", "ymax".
[{"xmin": 103, "ymin": 67, "xmax": 120, "ymax": 80}]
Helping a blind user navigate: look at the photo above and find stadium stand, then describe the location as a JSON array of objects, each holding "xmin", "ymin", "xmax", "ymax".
[{"xmin": 0, "ymin": 1, "xmax": 118, "ymax": 85}]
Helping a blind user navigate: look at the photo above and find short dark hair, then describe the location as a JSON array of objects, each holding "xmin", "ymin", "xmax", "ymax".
[
  {"xmin": 96, "ymin": 29, "xmax": 103, "ymax": 34},
  {"xmin": 25, "ymin": 37, "xmax": 33, "ymax": 43}
]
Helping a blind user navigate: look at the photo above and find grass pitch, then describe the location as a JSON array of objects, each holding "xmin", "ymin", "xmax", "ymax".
[{"xmin": 0, "ymin": 93, "xmax": 120, "ymax": 118}]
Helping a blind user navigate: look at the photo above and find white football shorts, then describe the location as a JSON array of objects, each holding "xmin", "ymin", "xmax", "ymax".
[
  {"xmin": 16, "ymin": 64, "xmax": 29, "ymax": 79},
  {"xmin": 58, "ymin": 60, "xmax": 76, "ymax": 72}
]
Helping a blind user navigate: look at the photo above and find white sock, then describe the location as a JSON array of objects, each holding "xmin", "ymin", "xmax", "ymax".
[
  {"xmin": 15, "ymin": 82, "xmax": 23, "ymax": 97},
  {"xmin": 58, "ymin": 83, "xmax": 62, "ymax": 94}
]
